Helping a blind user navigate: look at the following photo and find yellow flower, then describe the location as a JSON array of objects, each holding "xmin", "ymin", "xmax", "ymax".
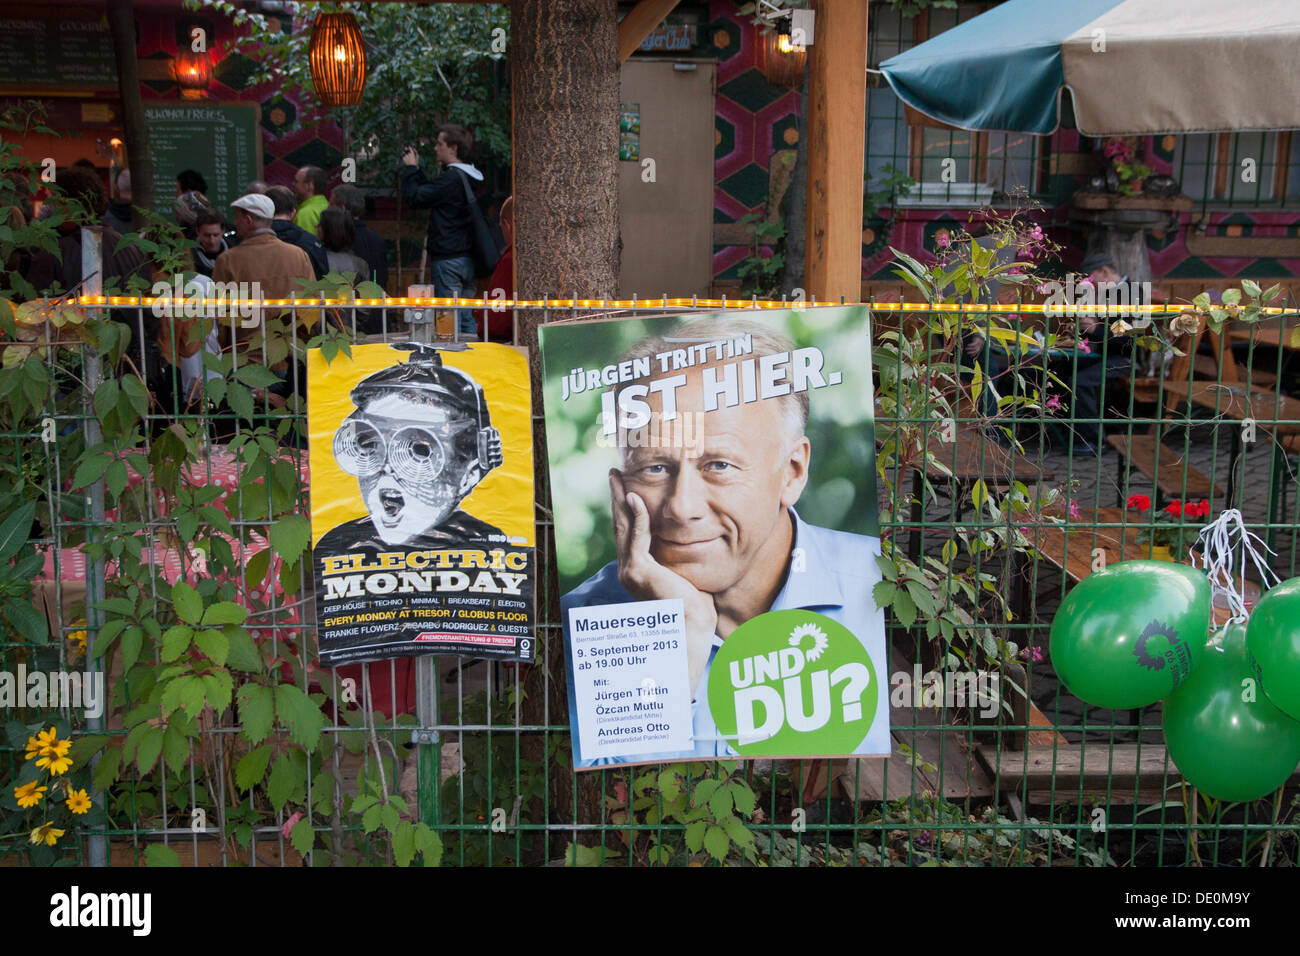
[
  {"xmin": 14, "ymin": 781, "xmax": 47, "ymax": 808},
  {"xmin": 65, "ymin": 788, "xmax": 92, "ymax": 815},
  {"xmin": 29, "ymin": 823, "xmax": 65, "ymax": 846},
  {"xmin": 26, "ymin": 727, "xmax": 70, "ymax": 761},
  {"xmin": 68, "ymin": 629, "xmax": 87, "ymax": 652},
  {"xmin": 37, "ymin": 751, "xmax": 73, "ymax": 776}
]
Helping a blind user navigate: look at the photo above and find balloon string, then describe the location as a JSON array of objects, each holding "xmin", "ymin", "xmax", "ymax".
[{"xmin": 1193, "ymin": 509, "xmax": 1277, "ymax": 631}]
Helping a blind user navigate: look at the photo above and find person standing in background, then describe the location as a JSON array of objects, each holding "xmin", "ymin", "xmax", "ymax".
[
  {"xmin": 400, "ymin": 124, "xmax": 483, "ymax": 337},
  {"xmin": 265, "ymin": 184, "xmax": 328, "ymax": 280},
  {"xmin": 192, "ymin": 209, "xmax": 228, "ymax": 279},
  {"xmin": 104, "ymin": 169, "xmax": 132, "ymax": 235},
  {"xmin": 176, "ymin": 169, "xmax": 208, "ymax": 198},
  {"xmin": 293, "ymin": 165, "xmax": 330, "ymax": 235},
  {"xmin": 329, "ymin": 184, "xmax": 388, "ymax": 292}
]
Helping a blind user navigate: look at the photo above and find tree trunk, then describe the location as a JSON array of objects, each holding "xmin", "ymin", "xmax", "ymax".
[
  {"xmin": 107, "ymin": 0, "xmax": 152, "ymax": 230},
  {"xmin": 509, "ymin": 0, "xmax": 621, "ymax": 862}
]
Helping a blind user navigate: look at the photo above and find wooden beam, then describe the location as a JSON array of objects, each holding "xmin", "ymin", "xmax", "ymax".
[
  {"xmin": 804, "ymin": 0, "xmax": 868, "ymax": 304},
  {"xmin": 618, "ymin": 0, "xmax": 682, "ymax": 63}
]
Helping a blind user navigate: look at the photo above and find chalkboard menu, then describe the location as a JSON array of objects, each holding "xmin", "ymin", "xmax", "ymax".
[
  {"xmin": 0, "ymin": 16, "xmax": 116, "ymax": 87},
  {"xmin": 144, "ymin": 104, "xmax": 262, "ymax": 217}
]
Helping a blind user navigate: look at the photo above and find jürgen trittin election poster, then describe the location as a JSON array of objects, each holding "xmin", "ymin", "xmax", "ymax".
[
  {"xmin": 307, "ymin": 342, "xmax": 535, "ymax": 667},
  {"xmin": 539, "ymin": 307, "xmax": 888, "ymax": 768}
]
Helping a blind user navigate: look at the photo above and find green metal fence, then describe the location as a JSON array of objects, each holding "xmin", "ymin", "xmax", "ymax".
[{"xmin": 3, "ymin": 288, "xmax": 1299, "ymax": 868}]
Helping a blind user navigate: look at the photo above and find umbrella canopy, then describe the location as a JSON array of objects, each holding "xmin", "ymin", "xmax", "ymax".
[{"xmin": 879, "ymin": 0, "xmax": 1300, "ymax": 136}]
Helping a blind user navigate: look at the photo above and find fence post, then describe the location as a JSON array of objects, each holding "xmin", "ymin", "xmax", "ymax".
[{"xmin": 80, "ymin": 228, "xmax": 109, "ymax": 868}]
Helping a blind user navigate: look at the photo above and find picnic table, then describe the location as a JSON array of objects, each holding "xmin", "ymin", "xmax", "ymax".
[{"xmin": 1158, "ymin": 380, "xmax": 1300, "ymax": 506}]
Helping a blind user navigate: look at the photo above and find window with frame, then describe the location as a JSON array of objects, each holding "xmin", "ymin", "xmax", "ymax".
[
  {"xmin": 866, "ymin": 1, "xmax": 1047, "ymax": 205},
  {"xmin": 1175, "ymin": 132, "xmax": 1297, "ymax": 208}
]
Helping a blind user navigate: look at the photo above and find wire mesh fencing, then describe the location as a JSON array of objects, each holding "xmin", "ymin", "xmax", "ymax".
[{"xmin": 3, "ymin": 287, "xmax": 1299, "ymax": 867}]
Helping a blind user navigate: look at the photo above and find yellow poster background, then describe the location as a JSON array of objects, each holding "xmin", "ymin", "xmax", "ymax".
[{"xmin": 306, "ymin": 342, "xmax": 534, "ymax": 547}]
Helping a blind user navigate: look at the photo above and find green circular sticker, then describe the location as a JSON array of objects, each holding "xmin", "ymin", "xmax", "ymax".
[{"xmin": 708, "ymin": 610, "xmax": 878, "ymax": 756}]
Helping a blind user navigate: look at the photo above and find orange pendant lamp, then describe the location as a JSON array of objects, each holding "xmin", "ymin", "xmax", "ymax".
[{"xmin": 309, "ymin": 12, "xmax": 367, "ymax": 106}]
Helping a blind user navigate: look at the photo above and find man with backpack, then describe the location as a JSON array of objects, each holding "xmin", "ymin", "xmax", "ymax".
[{"xmin": 400, "ymin": 124, "xmax": 490, "ymax": 337}]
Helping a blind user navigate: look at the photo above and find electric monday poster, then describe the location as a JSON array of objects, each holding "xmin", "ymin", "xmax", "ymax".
[
  {"xmin": 307, "ymin": 341, "xmax": 535, "ymax": 667},
  {"xmin": 539, "ymin": 307, "xmax": 889, "ymax": 768}
]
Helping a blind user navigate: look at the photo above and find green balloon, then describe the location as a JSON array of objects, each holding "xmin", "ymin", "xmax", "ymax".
[
  {"xmin": 1164, "ymin": 624, "xmax": 1300, "ymax": 802},
  {"xmin": 1245, "ymin": 577, "xmax": 1300, "ymax": 721},
  {"xmin": 1049, "ymin": 560, "xmax": 1210, "ymax": 709}
]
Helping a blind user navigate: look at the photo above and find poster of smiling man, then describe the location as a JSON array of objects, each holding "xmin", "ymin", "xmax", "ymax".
[
  {"xmin": 307, "ymin": 342, "xmax": 535, "ymax": 667},
  {"xmin": 539, "ymin": 307, "xmax": 888, "ymax": 768}
]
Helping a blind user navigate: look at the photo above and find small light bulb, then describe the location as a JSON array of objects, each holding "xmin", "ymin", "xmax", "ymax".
[{"xmin": 333, "ymin": 44, "xmax": 347, "ymax": 62}]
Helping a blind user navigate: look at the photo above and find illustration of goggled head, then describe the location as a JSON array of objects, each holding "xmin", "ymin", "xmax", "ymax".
[{"xmin": 332, "ymin": 344, "xmax": 504, "ymax": 545}]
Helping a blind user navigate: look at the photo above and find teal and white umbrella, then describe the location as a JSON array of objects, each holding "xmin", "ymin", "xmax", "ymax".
[{"xmin": 879, "ymin": 0, "xmax": 1300, "ymax": 135}]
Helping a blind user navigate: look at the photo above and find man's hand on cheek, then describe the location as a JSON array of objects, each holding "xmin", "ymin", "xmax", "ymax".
[{"xmin": 610, "ymin": 470, "xmax": 717, "ymax": 697}]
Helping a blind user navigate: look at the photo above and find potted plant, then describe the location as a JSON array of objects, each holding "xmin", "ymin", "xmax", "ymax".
[
  {"xmin": 1103, "ymin": 138, "xmax": 1153, "ymax": 197},
  {"xmin": 1126, "ymin": 495, "xmax": 1210, "ymax": 560}
]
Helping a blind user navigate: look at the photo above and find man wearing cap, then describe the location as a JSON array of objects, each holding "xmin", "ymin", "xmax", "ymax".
[
  {"xmin": 211, "ymin": 193, "xmax": 315, "ymax": 366},
  {"xmin": 1053, "ymin": 252, "xmax": 1135, "ymax": 453}
]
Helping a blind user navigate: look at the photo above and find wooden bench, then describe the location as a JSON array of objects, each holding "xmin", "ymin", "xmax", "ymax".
[{"xmin": 1106, "ymin": 432, "xmax": 1221, "ymax": 504}]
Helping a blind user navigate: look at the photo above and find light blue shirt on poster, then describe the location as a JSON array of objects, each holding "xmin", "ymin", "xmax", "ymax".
[{"xmin": 561, "ymin": 508, "xmax": 885, "ymax": 767}]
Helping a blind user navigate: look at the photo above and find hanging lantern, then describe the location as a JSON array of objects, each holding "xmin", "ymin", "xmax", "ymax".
[
  {"xmin": 756, "ymin": 21, "xmax": 806, "ymax": 88},
  {"xmin": 309, "ymin": 12, "xmax": 367, "ymax": 107},
  {"xmin": 172, "ymin": 49, "xmax": 212, "ymax": 98}
]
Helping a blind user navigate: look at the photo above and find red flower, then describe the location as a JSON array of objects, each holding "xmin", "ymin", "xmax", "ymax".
[
  {"xmin": 1126, "ymin": 494, "xmax": 1151, "ymax": 512},
  {"xmin": 1185, "ymin": 499, "xmax": 1210, "ymax": 519},
  {"xmin": 1165, "ymin": 501, "xmax": 1183, "ymax": 517}
]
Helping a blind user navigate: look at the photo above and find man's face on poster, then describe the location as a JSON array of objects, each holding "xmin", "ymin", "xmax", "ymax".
[
  {"xmin": 338, "ymin": 392, "xmax": 477, "ymax": 545},
  {"xmin": 615, "ymin": 369, "xmax": 809, "ymax": 595}
]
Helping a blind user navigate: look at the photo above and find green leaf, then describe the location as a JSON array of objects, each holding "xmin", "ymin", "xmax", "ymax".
[
  {"xmin": 227, "ymin": 381, "xmax": 255, "ymax": 423},
  {"xmin": 93, "ymin": 745, "xmax": 122, "ymax": 790},
  {"xmin": 70, "ymin": 453, "xmax": 111, "ymax": 491},
  {"xmin": 684, "ymin": 819, "xmax": 707, "ymax": 853},
  {"xmin": 275, "ymin": 683, "xmax": 327, "ymax": 749},
  {"xmin": 68, "ymin": 734, "xmax": 110, "ymax": 767},
  {"xmin": 1241, "ymin": 279, "xmax": 1262, "ymax": 298},
  {"xmin": 162, "ymin": 722, "xmax": 189, "ymax": 771},
  {"xmin": 224, "ymin": 626, "xmax": 264, "ymax": 673},
  {"xmin": 136, "ymin": 725, "xmax": 164, "ymax": 774},
  {"xmin": 392, "ymin": 820, "xmax": 417, "ymax": 866},
  {"xmin": 875, "ymin": 554, "xmax": 898, "ymax": 581},
  {"xmin": 0, "ymin": 501, "xmax": 35, "ymax": 560},
  {"xmin": 893, "ymin": 589, "xmax": 918, "ymax": 628},
  {"xmin": 234, "ymin": 365, "xmax": 283, "ymax": 388},
  {"xmin": 1220, "ymin": 288, "xmax": 1241, "ymax": 306},
  {"xmin": 721, "ymin": 813, "xmax": 755, "ymax": 846},
  {"xmin": 172, "ymin": 581, "xmax": 203, "ymax": 626},
  {"xmin": 160, "ymin": 624, "xmax": 193, "ymax": 662},
  {"xmin": 692, "ymin": 778, "xmax": 720, "ymax": 808},
  {"xmin": 657, "ymin": 769, "xmax": 680, "ymax": 803},
  {"xmin": 244, "ymin": 548, "xmax": 272, "ymax": 589},
  {"xmin": 178, "ymin": 675, "xmax": 206, "ymax": 719},
  {"xmin": 269, "ymin": 514, "xmax": 310, "ymax": 565},
  {"xmin": 730, "ymin": 783, "xmax": 757, "ymax": 816},
  {"xmin": 195, "ymin": 629, "xmax": 229, "ymax": 666},
  {"xmin": 413, "ymin": 823, "xmax": 442, "ymax": 867},
  {"xmin": 201, "ymin": 602, "xmax": 247, "ymax": 628},
  {"xmin": 92, "ymin": 378, "xmax": 119, "ymax": 425},
  {"xmin": 362, "ymin": 803, "xmax": 382, "ymax": 834},
  {"xmin": 237, "ymin": 683, "xmax": 275, "ymax": 744},
  {"xmin": 120, "ymin": 626, "xmax": 144, "ymax": 671},
  {"xmin": 290, "ymin": 818, "xmax": 315, "ymax": 856},
  {"xmin": 104, "ymin": 460, "xmax": 128, "ymax": 500},
  {"xmin": 145, "ymin": 844, "xmax": 180, "ymax": 868},
  {"xmin": 201, "ymin": 671, "xmax": 234, "ymax": 714},
  {"xmin": 703, "ymin": 824, "xmax": 730, "ymax": 861},
  {"xmin": 235, "ymin": 744, "xmax": 272, "ymax": 791},
  {"xmin": 267, "ymin": 754, "xmax": 296, "ymax": 810},
  {"xmin": 708, "ymin": 784, "xmax": 733, "ymax": 819},
  {"xmin": 872, "ymin": 580, "xmax": 897, "ymax": 608},
  {"xmin": 3, "ymin": 599, "xmax": 48, "ymax": 644}
]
